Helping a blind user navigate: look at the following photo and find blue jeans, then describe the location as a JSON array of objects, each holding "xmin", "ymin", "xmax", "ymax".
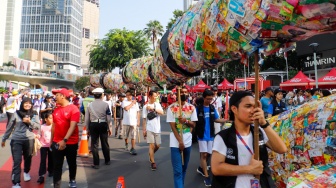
[{"xmin": 170, "ymin": 147, "xmax": 191, "ymax": 188}]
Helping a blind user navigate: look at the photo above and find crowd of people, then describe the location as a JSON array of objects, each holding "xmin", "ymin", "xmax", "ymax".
[{"xmin": 0, "ymin": 85, "xmax": 335, "ymax": 188}]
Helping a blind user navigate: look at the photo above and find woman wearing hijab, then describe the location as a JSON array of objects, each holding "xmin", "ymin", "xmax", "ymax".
[{"xmin": 1, "ymin": 97, "xmax": 41, "ymax": 188}]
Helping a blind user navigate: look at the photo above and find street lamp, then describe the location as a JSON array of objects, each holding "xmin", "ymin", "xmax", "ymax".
[
  {"xmin": 278, "ymin": 44, "xmax": 295, "ymax": 80},
  {"xmin": 309, "ymin": 43, "xmax": 319, "ymax": 88}
]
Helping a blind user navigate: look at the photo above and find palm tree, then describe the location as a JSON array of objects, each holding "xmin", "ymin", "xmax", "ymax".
[
  {"xmin": 143, "ymin": 20, "xmax": 164, "ymax": 51},
  {"xmin": 167, "ymin": 10, "xmax": 185, "ymax": 30}
]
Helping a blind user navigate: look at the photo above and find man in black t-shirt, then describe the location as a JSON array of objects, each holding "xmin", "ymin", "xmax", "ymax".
[{"xmin": 114, "ymin": 93, "xmax": 125, "ymax": 139}]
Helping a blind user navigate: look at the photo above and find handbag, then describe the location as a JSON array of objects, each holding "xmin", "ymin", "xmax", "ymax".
[{"xmin": 147, "ymin": 103, "xmax": 157, "ymax": 120}]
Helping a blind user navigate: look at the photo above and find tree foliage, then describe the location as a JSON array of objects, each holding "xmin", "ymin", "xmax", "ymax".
[
  {"xmin": 143, "ymin": 20, "xmax": 164, "ymax": 50},
  {"xmin": 2, "ymin": 61, "xmax": 15, "ymax": 67},
  {"xmin": 166, "ymin": 10, "xmax": 185, "ymax": 30},
  {"xmin": 219, "ymin": 51, "xmax": 302, "ymax": 84},
  {"xmin": 74, "ymin": 76, "xmax": 90, "ymax": 91},
  {"xmin": 89, "ymin": 28, "xmax": 151, "ymax": 72}
]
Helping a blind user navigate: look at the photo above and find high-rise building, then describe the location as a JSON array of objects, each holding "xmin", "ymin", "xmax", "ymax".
[
  {"xmin": 81, "ymin": 0, "xmax": 99, "ymax": 74},
  {"xmin": 20, "ymin": 0, "xmax": 83, "ymax": 75},
  {"xmin": 0, "ymin": 0, "xmax": 23, "ymax": 65}
]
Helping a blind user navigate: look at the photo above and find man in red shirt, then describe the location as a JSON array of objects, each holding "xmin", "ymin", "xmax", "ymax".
[
  {"xmin": 72, "ymin": 93, "xmax": 80, "ymax": 108},
  {"xmin": 167, "ymin": 92, "xmax": 176, "ymax": 105},
  {"xmin": 51, "ymin": 88, "xmax": 80, "ymax": 188}
]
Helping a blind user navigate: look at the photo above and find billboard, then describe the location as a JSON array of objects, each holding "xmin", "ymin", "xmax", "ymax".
[
  {"xmin": 301, "ymin": 48, "xmax": 336, "ymax": 71},
  {"xmin": 12, "ymin": 58, "xmax": 31, "ymax": 72}
]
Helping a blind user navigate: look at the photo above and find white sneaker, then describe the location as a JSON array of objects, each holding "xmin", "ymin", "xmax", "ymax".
[
  {"xmin": 12, "ymin": 183, "xmax": 21, "ymax": 188},
  {"xmin": 23, "ymin": 172, "xmax": 31, "ymax": 181}
]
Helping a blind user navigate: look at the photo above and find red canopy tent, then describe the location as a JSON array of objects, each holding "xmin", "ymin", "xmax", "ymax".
[
  {"xmin": 280, "ymin": 71, "xmax": 315, "ymax": 90},
  {"xmin": 192, "ymin": 80, "xmax": 211, "ymax": 92},
  {"xmin": 217, "ymin": 79, "xmax": 234, "ymax": 90},
  {"xmin": 311, "ymin": 68, "xmax": 336, "ymax": 88},
  {"xmin": 171, "ymin": 84, "xmax": 192, "ymax": 92}
]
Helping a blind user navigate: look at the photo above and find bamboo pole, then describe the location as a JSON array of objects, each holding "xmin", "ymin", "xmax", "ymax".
[
  {"xmin": 177, "ymin": 86, "xmax": 184, "ymax": 165},
  {"xmin": 113, "ymin": 103, "xmax": 116, "ymax": 135},
  {"xmin": 253, "ymin": 51, "xmax": 260, "ymax": 180},
  {"xmin": 134, "ymin": 88, "xmax": 141, "ymax": 143}
]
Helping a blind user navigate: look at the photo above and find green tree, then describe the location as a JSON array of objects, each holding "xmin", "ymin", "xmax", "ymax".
[
  {"xmin": 166, "ymin": 9, "xmax": 185, "ymax": 30},
  {"xmin": 74, "ymin": 76, "xmax": 90, "ymax": 91},
  {"xmin": 3, "ymin": 61, "xmax": 15, "ymax": 68},
  {"xmin": 143, "ymin": 20, "xmax": 164, "ymax": 50},
  {"xmin": 89, "ymin": 28, "xmax": 151, "ymax": 72}
]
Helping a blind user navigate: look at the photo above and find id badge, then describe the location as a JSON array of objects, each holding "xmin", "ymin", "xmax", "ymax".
[{"xmin": 250, "ymin": 178, "xmax": 260, "ymax": 188}]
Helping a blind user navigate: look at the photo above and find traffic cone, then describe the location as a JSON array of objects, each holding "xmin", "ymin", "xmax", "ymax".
[
  {"xmin": 116, "ymin": 176, "xmax": 125, "ymax": 188},
  {"xmin": 78, "ymin": 126, "xmax": 89, "ymax": 157}
]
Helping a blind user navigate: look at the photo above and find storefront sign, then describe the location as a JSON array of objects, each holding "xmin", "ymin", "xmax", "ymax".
[{"xmin": 303, "ymin": 56, "xmax": 336, "ymax": 71}]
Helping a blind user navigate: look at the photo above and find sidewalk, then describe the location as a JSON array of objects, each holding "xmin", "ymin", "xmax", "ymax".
[{"xmin": 0, "ymin": 116, "xmax": 88, "ymax": 188}]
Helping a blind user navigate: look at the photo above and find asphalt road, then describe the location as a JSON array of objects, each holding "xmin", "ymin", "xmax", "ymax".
[
  {"xmin": 82, "ymin": 114, "xmax": 206, "ymax": 188},
  {"xmin": 0, "ymin": 114, "xmax": 209, "ymax": 188}
]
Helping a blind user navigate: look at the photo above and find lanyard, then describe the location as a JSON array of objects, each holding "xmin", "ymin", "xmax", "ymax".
[{"xmin": 236, "ymin": 130, "xmax": 254, "ymax": 155}]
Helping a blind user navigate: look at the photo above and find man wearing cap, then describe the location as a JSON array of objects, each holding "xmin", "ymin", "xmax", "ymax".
[
  {"xmin": 84, "ymin": 88, "xmax": 112, "ymax": 169},
  {"xmin": 72, "ymin": 93, "xmax": 80, "ymax": 109},
  {"xmin": 114, "ymin": 93, "xmax": 125, "ymax": 139},
  {"xmin": 267, "ymin": 89, "xmax": 287, "ymax": 117},
  {"xmin": 40, "ymin": 94, "xmax": 55, "ymax": 123},
  {"xmin": 260, "ymin": 87, "xmax": 273, "ymax": 118},
  {"xmin": 50, "ymin": 88, "xmax": 80, "ymax": 188}
]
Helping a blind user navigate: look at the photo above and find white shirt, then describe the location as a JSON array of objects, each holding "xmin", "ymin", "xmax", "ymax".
[
  {"xmin": 223, "ymin": 96, "xmax": 230, "ymax": 105},
  {"xmin": 212, "ymin": 128, "xmax": 269, "ymax": 188},
  {"xmin": 122, "ymin": 99, "xmax": 139, "ymax": 126},
  {"xmin": 212, "ymin": 96, "xmax": 222, "ymax": 109},
  {"xmin": 166, "ymin": 102, "xmax": 198, "ymax": 148},
  {"xmin": 79, "ymin": 96, "xmax": 84, "ymax": 108},
  {"xmin": 294, "ymin": 95, "xmax": 304, "ymax": 104},
  {"xmin": 142, "ymin": 102, "xmax": 163, "ymax": 133},
  {"xmin": 6, "ymin": 96, "xmax": 17, "ymax": 113},
  {"xmin": 104, "ymin": 99, "xmax": 112, "ymax": 116}
]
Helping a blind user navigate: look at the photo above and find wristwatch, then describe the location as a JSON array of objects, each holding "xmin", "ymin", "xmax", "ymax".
[
  {"xmin": 63, "ymin": 138, "xmax": 68, "ymax": 143},
  {"xmin": 260, "ymin": 121, "xmax": 270, "ymax": 129}
]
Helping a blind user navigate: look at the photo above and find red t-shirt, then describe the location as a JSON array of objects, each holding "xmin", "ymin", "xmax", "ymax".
[{"xmin": 53, "ymin": 104, "xmax": 80, "ymax": 144}]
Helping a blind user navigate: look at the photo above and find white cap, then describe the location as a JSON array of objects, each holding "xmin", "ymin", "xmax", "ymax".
[{"xmin": 92, "ymin": 88, "xmax": 104, "ymax": 94}]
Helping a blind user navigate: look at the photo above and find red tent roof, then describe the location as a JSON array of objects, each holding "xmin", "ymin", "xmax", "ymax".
[
  {"xmin": 280, "ymin": 71, "xmax": 315, "ymax": 87},
  {"xmin": 192, "ymin": 80, "xmax": 211, "ymax": 92},
  {"xmin": 218, "ymin": 79, "xmax": 234, "ymax": 90},
  {"xmin": 316, "ymin": 68, "xmax": 336, "ymax": 85},
  {"xmin": 172, "ymin": 84, "xmax": 192, "ymax": 92}
]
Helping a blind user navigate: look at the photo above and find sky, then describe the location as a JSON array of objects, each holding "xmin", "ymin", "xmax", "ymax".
[{"xmin": 99, "ymin": 0, "xmax": 184, "ymax": 39}]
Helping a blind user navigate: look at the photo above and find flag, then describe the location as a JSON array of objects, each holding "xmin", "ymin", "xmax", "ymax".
[{"xmin": 240, "ymin": 53, "xmax": 248, "ymax": 66}]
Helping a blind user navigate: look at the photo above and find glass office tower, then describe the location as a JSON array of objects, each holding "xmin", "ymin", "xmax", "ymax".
[{"xmin": 20, "ymin": 0, "xmax": 83, "ymax": 72}]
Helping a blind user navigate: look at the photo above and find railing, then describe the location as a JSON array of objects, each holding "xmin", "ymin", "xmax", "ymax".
[{"xmin": 0, "ymin": 67, "xmax": 75, "ymax": 80}]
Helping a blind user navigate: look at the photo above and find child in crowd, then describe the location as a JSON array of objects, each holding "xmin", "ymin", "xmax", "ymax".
[{"xmin": 37, "ymin": 113, "xmax": 53, "ymax": 184}]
